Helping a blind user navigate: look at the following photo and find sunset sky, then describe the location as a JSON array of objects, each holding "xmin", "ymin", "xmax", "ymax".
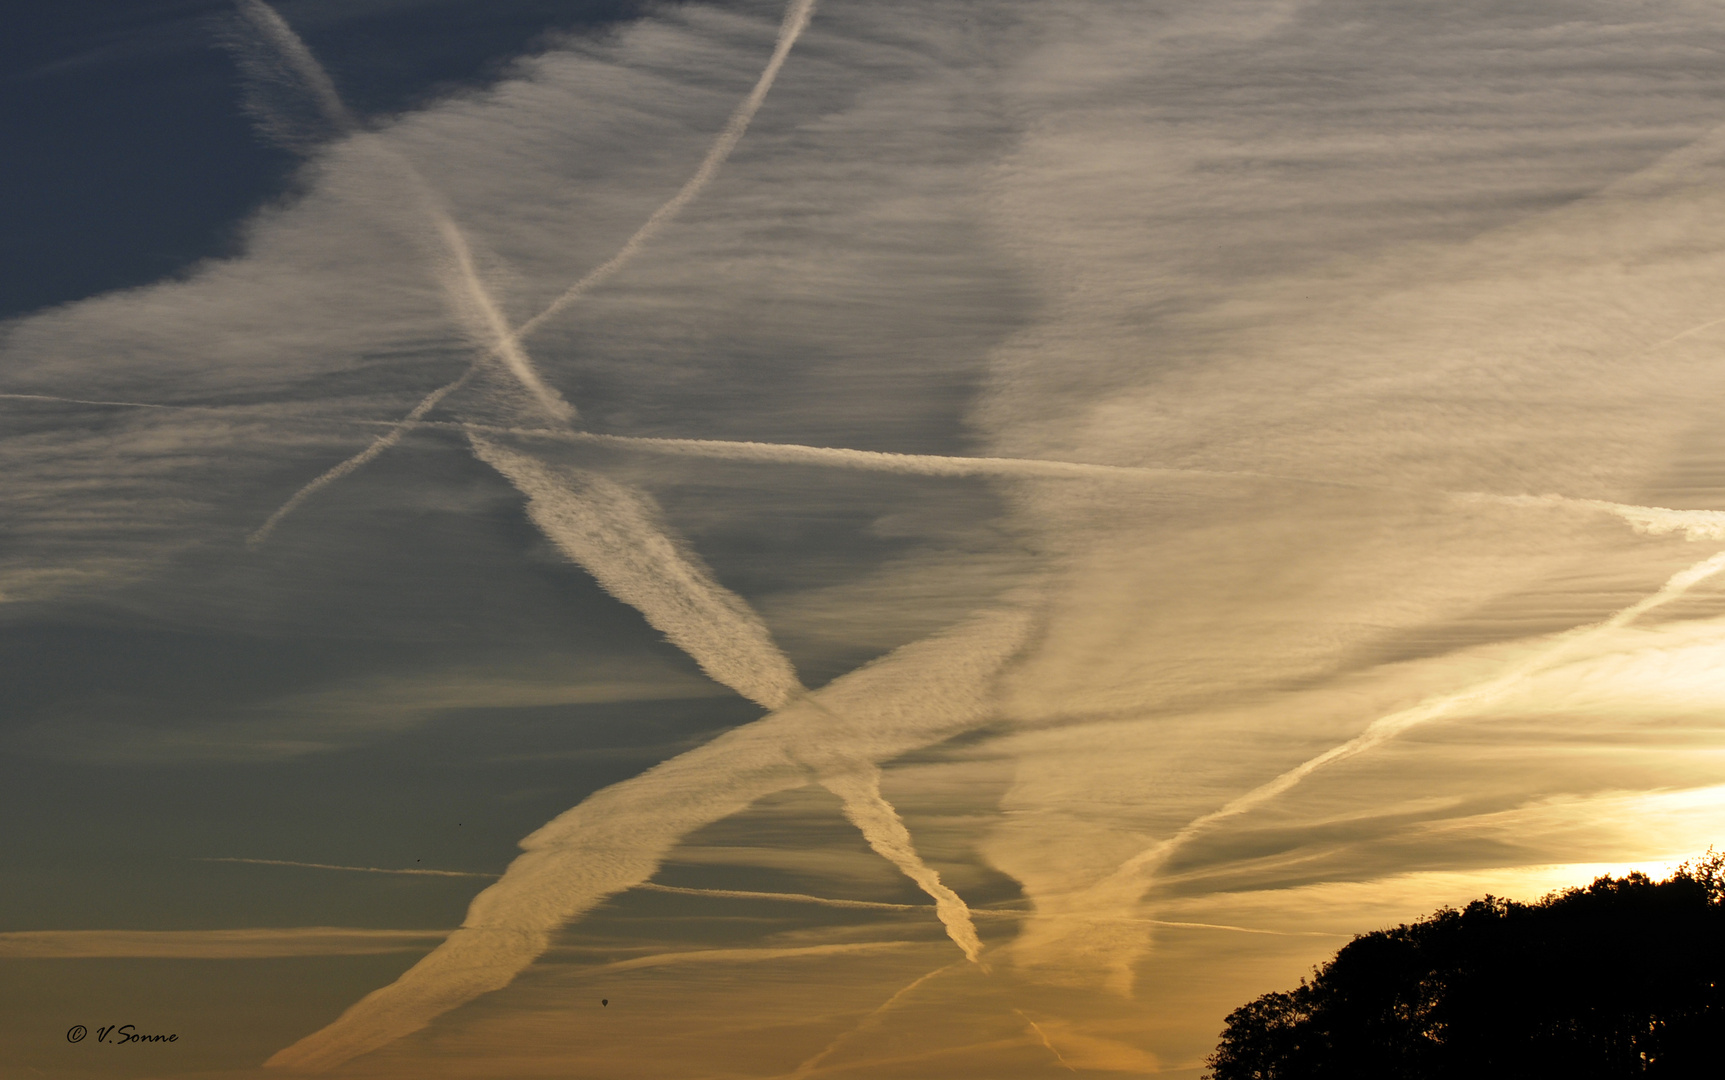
[{"xmin": 7, "ymin": 0, "xmax": 1725, "ymax": 1076}]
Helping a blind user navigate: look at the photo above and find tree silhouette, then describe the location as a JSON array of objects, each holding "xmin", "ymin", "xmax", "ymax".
[{"xmin": 1204, "ymin": 851, "xmax": 1725, "ymax": 1079}]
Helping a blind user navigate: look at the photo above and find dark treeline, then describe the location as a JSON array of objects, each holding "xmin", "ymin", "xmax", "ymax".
[{"xmin": 1205, "ymin": 852, "xmax": 1725, "ymax": 1078}]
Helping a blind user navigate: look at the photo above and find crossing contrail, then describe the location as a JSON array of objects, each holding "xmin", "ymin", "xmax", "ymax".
[
  {"xmin": 467, "ymin": 432, "xmax": 805, "ymax": 710},
  {"xmin": 248, "ymin": 0, "xmax": 820, "ymax": 538},
  {"xmin": 235, "ymin": 1, "xmax": 574, "ymax": 425},
  {"xmin": 248, "ymin": 368, "xmax": 479, "ymax": 546},
  {"xmin": 598, "ymin": 940, "xmax": 916, "ymax": 974},
  {"xmin": 426, "ymin": 434, "xmax": 990, "ymax": 957}
]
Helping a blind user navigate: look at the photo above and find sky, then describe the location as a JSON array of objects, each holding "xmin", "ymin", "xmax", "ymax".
[{"xmin": 6, "ymin": 0, "xmax": 1725, "ymax": 1076}]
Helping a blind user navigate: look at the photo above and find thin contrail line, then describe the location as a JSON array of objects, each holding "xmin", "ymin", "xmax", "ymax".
[
  {"xmin": 639, "ymin": 894, "xmax": 1326, "ymax": 936},
  {"xmin": 195, "ymin": 856, "xmax": 499, "ymax": 879},
  {"xmin": 0, "ymin": 392, "xmax": 181, "ymax": 410},
  {"xmin": 1639, "ymin": 313, "xmax": 1725, "ymax": 351},
  {"xmin": 818, "ymin": 760, "xmax": 983, "ymax": 963},
  {"xmin": 1014, "ymin": 1011, "xmax": 1077, "ymax": 1073},
  {"xmin": 1130, "ymin": 916, "xmax": 1337, "ymax": 937},
  {"xmin": 636, "ymin": 882, "xmax": 924, "ymax": 911},
  {"xmin": 489, "ymin": 427, "xmax": 1260, "ymax": 483},
  {"xmin": 234, "ymin": 0, "xmax": 575, "ymax": 552},
  {"xmin": 236, "ymin": 0, "xmax": 573, "ymax": 425},
  {"xmin": 943, "ymin": 907, "xmax": 1331, "ymax": 934},
  {"xmin": 235, "ymin": 0, "xmax": 356, "ymax": 130},
  {"xmin": 785, "ymin": 961, "xmax": 966, "ymax": 1079},
  {"xmin": 0, "ymin": 391, "xmax": 319, "ymax": 415}
]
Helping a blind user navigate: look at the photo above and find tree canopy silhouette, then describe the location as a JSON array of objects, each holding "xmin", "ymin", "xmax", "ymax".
[{"xmin": 1204, "ymin": 852, "xmax": 1725, "ymax": 1079}]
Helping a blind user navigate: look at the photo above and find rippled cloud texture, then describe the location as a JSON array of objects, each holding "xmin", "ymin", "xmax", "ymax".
[{"xmin": 8, "ymin": 0, "xmax": 1725, "ymax": 1076}]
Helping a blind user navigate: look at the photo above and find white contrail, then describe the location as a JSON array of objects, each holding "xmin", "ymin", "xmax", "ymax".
[
  {"xmin": 248, "ymin": 0, "xmax": 819, "ymax": 535},
  {"xmin": 492, "ymin": 427, "xmax": 1247, "ymax": 483},
  {"xmin": 0, "ymin": 927, "xmax": 450, "ymax": 960},
  {"xmin": 1063, "ymin": 547, "xmax": 1725, "ymax": 990},
  {"xmin": 423, "ymin": 214, "xmax": 574, "ymax": 424},
  {"xmin": 244, "ymin": 0, "xmax": 973, "ymax": 1049},
  {"xmin": 635, "ymin": 882, "xmax": 923, "ymax": 911},
  {"xmin": 0, "ymin": 392, "xmax": 181, "ymax": 410},
  {"xmin": 264, "ymin": 608, "xmax": 1031, "ymax": 1071},
  {"xmin": 1648, "ymin": 314, "xmax": 1725, "ymax": 349},
  {"xmin": 597, "ymin": 940, "xmax": 917, "ymax": 973},
  {"xmin": 195, "ymin": 857, "xmax": 497, "ymax": 879},
  {"xmin": 467, "ymin": 432, "xmax": 804, "ymax": 710},
  {"xmin": 233, "ymin": 0, "xmax": 572, "ymax": 552},
  {"xmin": 247, "ymin": 367, "xmax": 478, "ymax": 547},
  {"xmin": 1135, "ymin": 917, "xmax": 1336, "ymax": 937},
  {"xmin": 1015, "ymin": 1010, "xmax": 1077, "ymax": 1073},
  {"xmin": 0, "ymin": 392, "xmax": 1296, "ymax": 488},
  {"xmin": 818, "ymin": 761, "xmax": 984, "ymax": 963}
]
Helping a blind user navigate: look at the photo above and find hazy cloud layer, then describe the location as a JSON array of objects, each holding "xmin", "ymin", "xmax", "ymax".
[{"xmin": 10, "ymin": 0, "xmax": 1725, "ymax": 1077}]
